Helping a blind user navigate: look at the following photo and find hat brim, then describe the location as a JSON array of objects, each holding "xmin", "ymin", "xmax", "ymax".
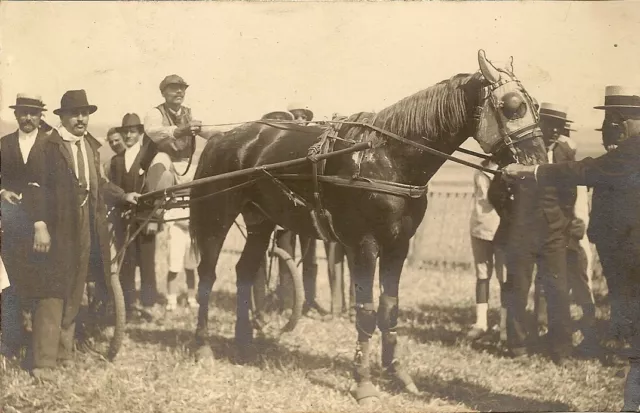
[
  {"xmin": 594, "ymin": 104, "xmax": 640, "ymax": 110},
  {"xmin": 9, "ymin": 104, "xmax": 47, "ymax": 111},
  {"xmin": 540, "ymin": 113, "xmax": 573, "ymax": 123},
  {"xmin": 161, "ymin": 83, "xmax": 189, "ymax": 92},
  {"xmin": 116, "ymin": 124, "xmax": 144, "ymax": 132},
  {"xmin": 290, "ymin": 109, "xmax": 314, "ymax": 121},
  {"xmin": 595, "ymin": 128, "xmax": 603, "ymax": 131},
  {"xmin": 53, "ymin": 105, "xmax": 98, "ymax": 116}
]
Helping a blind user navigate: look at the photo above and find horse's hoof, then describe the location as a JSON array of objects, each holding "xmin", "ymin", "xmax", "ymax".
[
  {"xmin": 385, "ymin": 367, "xmax": 420, "ymax": 396},
  {"xmin": 194, "ymin": 345, "xmax": 214, "ymax": 362},
  {"xmin": 349, "ymin": 381, "xmax": 380, "ymax": 406}
]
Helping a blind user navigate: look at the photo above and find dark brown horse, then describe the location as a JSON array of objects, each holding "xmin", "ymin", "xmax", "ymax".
[{"xmin": 189, "ymin": 50, "xmax": 548, "ymax": 404}]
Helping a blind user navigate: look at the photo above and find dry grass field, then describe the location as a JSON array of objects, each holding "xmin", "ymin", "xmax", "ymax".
[{"xmin": 1, "ymin": 225, "xmax": 627, "ymax": 413}]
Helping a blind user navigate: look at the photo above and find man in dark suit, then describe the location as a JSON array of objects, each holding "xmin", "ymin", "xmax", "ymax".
[
  {"xmin": 590, "ymin": 86, "xmax": 634, "ymax": 348},
  {"xmin": 109, "ymin": 114, "xmax": 158, "ymax": 319},
  {"xmin": 491, "ymin": 103, "xmax": 575, "ymax": 366},
  {"xmin": 502, "ymin": 87, "xmax": 640, "ymax": 411},
  {"xmin": 24, "ymin": 90, "xmax": 139, "ymax": 381},
  {"xmin": 0, "ymin": 94, "xmax": 50, "ymax": 359}
]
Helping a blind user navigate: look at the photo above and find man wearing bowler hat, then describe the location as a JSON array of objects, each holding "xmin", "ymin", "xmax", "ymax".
[
  {"xmin": 0, "ymin": 94, "xmax": 50, "ymax": 360},
  {"xmin": 109, "ymin": 114, "xmax": 158, "ymax": 319},
  {"xmin": 501, "ymin": 86, "xmax": 640, "ymax": 412},
  {"xmin": 24, "ymin": 90, "xmax": 139, "ymax": 381}
]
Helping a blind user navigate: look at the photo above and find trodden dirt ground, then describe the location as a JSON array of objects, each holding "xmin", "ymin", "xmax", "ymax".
[{"xmin": 1, "ymin": 246, "xmax": 627, "ymax": 413}]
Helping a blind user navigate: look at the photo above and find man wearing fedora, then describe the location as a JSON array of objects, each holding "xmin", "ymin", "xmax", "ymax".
[
  {"xmin": 23, "ymin": 90, "xmax": 139, "ymax": 380},
  {"xmin": 501, "ymin": 86, "xmax": 640, "ymax": 412},
  {"xmin": 494, "ymin": 102, "xmax": 575, "ymax": 365},
  {"xmin": 109, "ymin": 114, "xmax": 158, "ymax": 319},
  {"xmin": 533, "ymin": 105, "xmax": 598, "ymax": 352},
  {"xmin": 0, "ymin": 94, "xmax": 51, "ymax": 360}
]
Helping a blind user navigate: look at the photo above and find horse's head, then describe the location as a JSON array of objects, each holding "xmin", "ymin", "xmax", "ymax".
[{"xmin": 473, "ymin": 50, "xmax": 547, "ymax": 167}]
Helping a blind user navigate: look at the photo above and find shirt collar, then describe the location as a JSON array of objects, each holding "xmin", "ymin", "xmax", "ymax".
[
  {"xmin": 167, "ymin": 106, "xmax": 183, "ymax": 117},
  {"xmin": 57, "ymin": 125, "xmax": 86, "ymax": 143},
  {"xmin": 126, "ymin": 139, "xmax": 142, "ymax": 153},
  {"xmin": 18, "ymin": 127, "xmax": 38, "ymax": 141}
]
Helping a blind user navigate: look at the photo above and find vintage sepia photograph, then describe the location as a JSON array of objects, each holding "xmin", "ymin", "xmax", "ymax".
[{"xmin": 1, "ymin": 1, "xmax": 639, "ymax": 411}]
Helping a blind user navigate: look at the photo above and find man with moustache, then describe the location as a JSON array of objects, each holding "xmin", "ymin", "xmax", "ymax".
[
  {"xmin": 24, "ymin": 90, "xmax": 139, "ymax": 381},
  {"xmin": 501, "ymin": 86, "xmax": 640, "ymax": 411},
  {"xmin": 0, "ymin": 94, "xmax": 50, "ymax": 360},
  {"xmin": 109, "ymin": 114, "xmax": 158, "ymax": 319}
]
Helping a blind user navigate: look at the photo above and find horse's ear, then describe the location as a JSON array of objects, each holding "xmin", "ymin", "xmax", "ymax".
[
  {"xmin": 478, "ymin": 49, "xmax": 501, "ymax": 83},
  {"xmin": 505, "ymin": 56, "xmax": 514, "ymax": 73}
]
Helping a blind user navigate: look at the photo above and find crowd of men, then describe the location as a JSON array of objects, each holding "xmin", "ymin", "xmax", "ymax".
[
  {"xmin": 1, "ymin": 75, "xmax": 639, "ymax": 410},
  {"xmin": 0, "ymin": 74, "xmax": 336, "ymax": 381}
]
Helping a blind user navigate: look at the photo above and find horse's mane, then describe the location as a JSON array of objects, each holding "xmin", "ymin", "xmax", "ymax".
[{"xmin": 368, "ymin": 72, "xmax": 480, "ymax": 141}]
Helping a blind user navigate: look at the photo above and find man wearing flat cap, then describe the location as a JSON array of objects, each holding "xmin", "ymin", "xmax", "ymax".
[
  {"xmin": 23, "ymin": 90, "xmax": 139, "ymax": 381},
  {"xmin": 143, "ymin": 74, "xmax": 224, "ymax": 160},
  {"xmin": 0, "ymin": 94, "xmax": 50, "ymax": 360},
  {"xmin": 109, "ymin": 113, "xmax": 158, "ymax": 318},
  {"xmin": 502, "ymin": 85, "xmax": 640, "ymax": 412}
]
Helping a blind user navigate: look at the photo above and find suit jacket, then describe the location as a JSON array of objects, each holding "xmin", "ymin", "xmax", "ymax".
[
  {"xmin": 0, "ymin": 128, "xmax": 49, "ymax": 284},
  {"xmin": 488, "ymin": 139, "xmax": 576, "ymax": 251},
  {"xmin": 22, "ymin": 129, "xmax": 126, "ymax": 299},
  {"xmin": 537, "ymin": 134, "xmax": 640, "ymax": 270}
]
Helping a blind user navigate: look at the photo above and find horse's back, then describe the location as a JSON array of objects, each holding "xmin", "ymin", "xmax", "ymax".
[{"xmin": 197, "ymin": 122, "xmax": 326, "ymax": 177}]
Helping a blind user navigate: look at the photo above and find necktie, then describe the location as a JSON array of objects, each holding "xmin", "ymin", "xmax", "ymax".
[{"xmin": 75, "ymin": 140, "xmax": 88, "ymax": 190}]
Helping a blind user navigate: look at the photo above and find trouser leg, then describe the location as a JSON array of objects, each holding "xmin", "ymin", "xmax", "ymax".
[
  {"xmin": 0, "ymin": 285, "xmax": 23, "ymax": 357},
  {"xmin": 505, "ymin": 247, "xmax": 535, "ymax": 353},
  {"xmin": 138, "ymin": 231, "xmax": 158, "ymax": 308},
  {"xmin": 539, "ymin": 242, "xmax": 572, "ymax": 360},
  {"xmin": 276, "ymin": 229, "xmax": 296, "ymax": 311},
  {"xmin": 32, "ymin": 298, "xmax": 64, "ymax": 369},
  {"xmin": 300, "ymin": 235, "xmax": 318, "ymax": 307}
]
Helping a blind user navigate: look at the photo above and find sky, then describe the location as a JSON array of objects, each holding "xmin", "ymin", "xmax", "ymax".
[{"xmin": 1, "ymin": 1, "xmax": 639, "ymax": 143}]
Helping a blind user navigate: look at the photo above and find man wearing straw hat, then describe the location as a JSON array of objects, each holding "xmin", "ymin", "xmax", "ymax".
[
  {"xmin": 589, "ymin": 86, "xmax": 636, "ymax": 349},
  {"xmin": 0, "ymin": 94, "xmax": 51, "ymax": 360},
  {"xmin": 502, "ymin": 85, "xmax": 640, "ymax": 412},
  {"xmin": 24, "ymin": 90, "xmax": 139, "ymax": 381}
]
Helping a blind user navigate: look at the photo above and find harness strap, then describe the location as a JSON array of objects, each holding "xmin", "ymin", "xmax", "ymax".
[
  {"xmin": 274, "ymin": 174, "xmax": 429, "ymax": 199},
  {"xmin": 357, "ymin": 122, "xmax": 501, "ymax": 176}
]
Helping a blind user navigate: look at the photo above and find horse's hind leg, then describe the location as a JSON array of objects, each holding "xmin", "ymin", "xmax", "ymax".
[
  {"xmin": 378, "ymin": 238, "xmax": 419, "ymax": 395},
  {"xmin": 235, "ymin": 219, "xmax": 275, "ymax": 358}
]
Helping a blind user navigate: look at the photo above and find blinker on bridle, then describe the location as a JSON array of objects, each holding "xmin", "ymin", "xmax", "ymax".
[{"xmin": 474, "ymin": 71, "xmax": 542, "ymax": 158}]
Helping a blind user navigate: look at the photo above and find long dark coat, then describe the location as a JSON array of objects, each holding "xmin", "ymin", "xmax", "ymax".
[
  {"xmin": 0, "ymin": 128, "xmax": 50, "ymax": 289},
  {"xmin": 23, "ymin": 130, "xmax": 125, "ymax": 299},
  {"xmin": 536, "ymin": 134, "xmax": 640, "ymax": 275}
]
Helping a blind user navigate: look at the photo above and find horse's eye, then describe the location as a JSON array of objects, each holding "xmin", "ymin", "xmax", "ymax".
[{"xmin": 501, "ymin": 92, "xmax": 526, "ymax": 120}]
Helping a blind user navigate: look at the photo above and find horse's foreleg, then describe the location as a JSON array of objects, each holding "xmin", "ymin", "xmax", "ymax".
[
  {"xmin": 349, "ymin": 236, "xmax": 380, "ymax": 405},
  {"xmin": 235, "ymin": 221, "xmax": 275, "ymax": 353},
  {"xmin": 194, "ymin": 234, "xmax": 227, "ymax": 361},
  {"xmin": 379, "ymin": 238, "xmax": 419, "ymax": 395}
]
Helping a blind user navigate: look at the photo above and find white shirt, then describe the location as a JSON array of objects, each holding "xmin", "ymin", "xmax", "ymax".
[
  {"xmin": 144, "ymin": 107, "xmax": 180, "ymax": 145},
  {"xmin": 469, "ymin": 165, "xmax": 501, "ymax": 241},
  {"xmin": 58, "ymin": 126, "xmax": 91, "ymax": 191},
  {"xmin": 18, "ymin": 128, "xmax": 38, "ymax": 163},
  {"xmin": 124, "ymin": 139, "xmax": 141, "ymax": 173}
]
